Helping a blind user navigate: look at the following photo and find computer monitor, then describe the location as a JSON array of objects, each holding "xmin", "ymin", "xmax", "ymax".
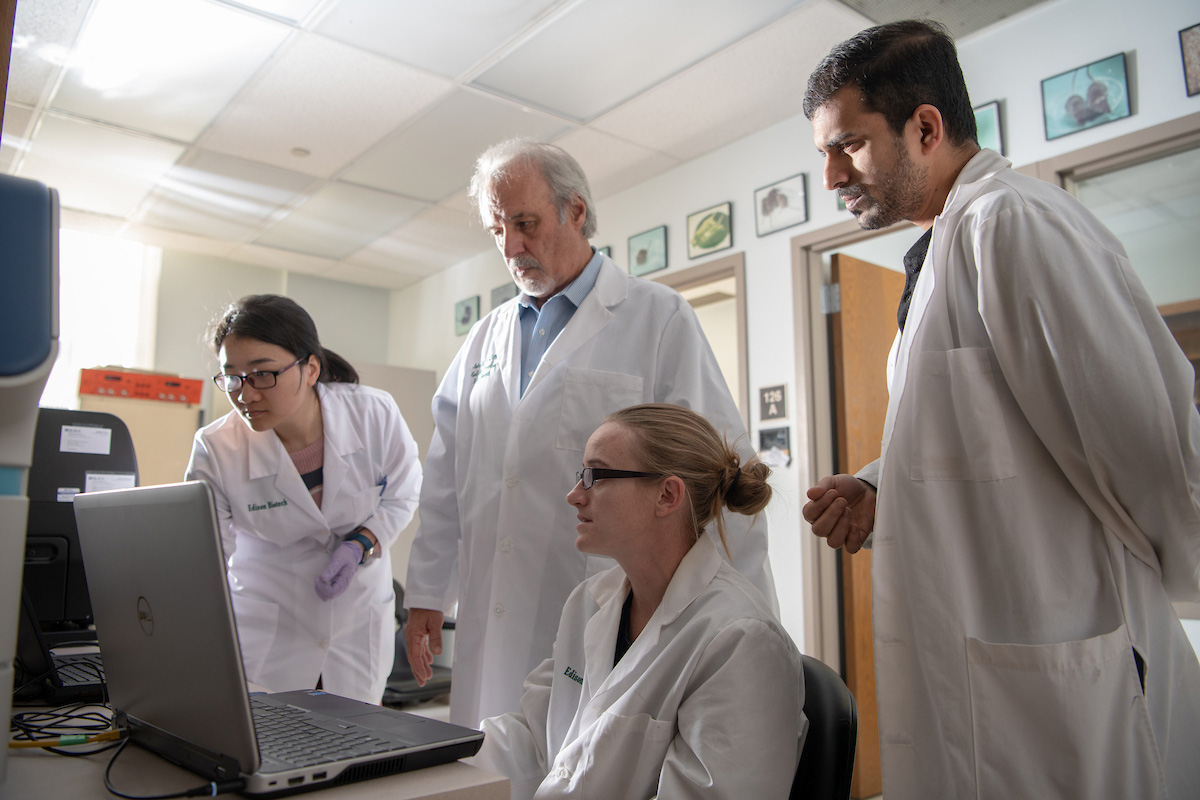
[
  {"xmin": 0, "ymin": 173, "xmax": 60, "ymax": 783},
  {"xmin": 23, "ymin": 408, "xmax": 138, "ymax": 646}
]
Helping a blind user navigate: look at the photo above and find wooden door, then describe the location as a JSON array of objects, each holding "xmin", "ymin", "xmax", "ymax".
[{"xmin": 829, "ymin": 253, "xmax": 905, "ymax": 799}]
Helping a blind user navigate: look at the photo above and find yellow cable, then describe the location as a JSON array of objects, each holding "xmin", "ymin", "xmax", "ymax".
[{"xmin": 8, "ymin": 729, "xmax": 125, "ymax": 748}]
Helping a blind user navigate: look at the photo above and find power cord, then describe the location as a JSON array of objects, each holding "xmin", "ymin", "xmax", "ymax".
[
  {"xmin": 103, "ymin": 739, "xmax": 246, "ymax": 799},
  {"xmin": 10, "ymin": 702, "xmax": 123, "ymax": 756}
]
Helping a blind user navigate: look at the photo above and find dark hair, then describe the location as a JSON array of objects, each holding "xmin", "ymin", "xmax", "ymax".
[
  {"xmin": 803, "ymin": 19, "xmax": 978, "ymax": 148},
  {"xmin": 605, "ymin": 404, "xmax": 771, "ymax": 555},
  {"xmin": 207, "ymin": 294, "xmax": 358, "ymax": 384},
  {"xmin": 469, "ymin": 139, "xmax": 598, "ymax": 238}
]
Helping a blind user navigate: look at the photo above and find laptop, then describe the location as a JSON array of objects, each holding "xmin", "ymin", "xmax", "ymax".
[
  {"xmin": 14, "ymin": 587, "xmax": 105, "ymax": 702},
  {"xmin": 73, "ymin": 480, "xmax": 483, "ymax": 797}
]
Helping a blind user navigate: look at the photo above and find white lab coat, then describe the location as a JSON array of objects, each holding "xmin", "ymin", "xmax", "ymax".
[
  {"xmin": 857, "ymin": 150, "xmax": 1200, "ymax": 799},
  {"xmin": 474, "ymin": 535, "xmax": 805, "ymax": 800},
  {"xmin": 406, "ymin": 254, "xmax": 777, "ymax": 727},
  {"xmin": 185, "ymin": 381, "xmax": 421, "ymax": 704}
]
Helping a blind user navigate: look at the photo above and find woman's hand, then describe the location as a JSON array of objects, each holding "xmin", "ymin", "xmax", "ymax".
[{"xmin": 314, "ymin": 541, "xmax": 363, "ymax": 600}]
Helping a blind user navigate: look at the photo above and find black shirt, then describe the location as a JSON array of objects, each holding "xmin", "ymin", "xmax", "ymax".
[{"xmin": 899, "ymin": 229, "xmax": 933, "ymax": 332}]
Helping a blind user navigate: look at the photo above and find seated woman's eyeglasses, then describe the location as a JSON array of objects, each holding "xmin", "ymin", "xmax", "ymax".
[
  {"xmin": 212, "ymin": 356, "xmax": 307, "ymax": 393},
  {"xmin": 575, "ymin": 467, "xmax": 663, "ymax": 490}
]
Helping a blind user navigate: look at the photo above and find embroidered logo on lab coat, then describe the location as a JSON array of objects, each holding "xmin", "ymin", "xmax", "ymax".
[
  {"xmin": 563, "ymin": 666, "xmax": 583, "ymax": 685},
  {"xmin": 471, "ymin": 353, "xmax": 500, "ymax": 383},
  {"xmin": 247, "ymin": 499, "xmax": 288, "ymax": 512}
]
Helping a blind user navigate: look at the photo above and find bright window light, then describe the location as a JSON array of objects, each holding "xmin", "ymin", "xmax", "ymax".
[{"xmin": 40, "ymin": 228, "xmax": 161, "ymax": 409}]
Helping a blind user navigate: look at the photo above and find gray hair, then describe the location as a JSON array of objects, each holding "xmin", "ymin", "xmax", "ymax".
[{"xmin": 469, "ymin": 139, "xmax": 598, "ymax": 239}]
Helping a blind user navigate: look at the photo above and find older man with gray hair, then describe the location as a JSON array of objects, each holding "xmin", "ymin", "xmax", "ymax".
[{"xmin": 404, "ymin": 139, "xmax": 776, "ymax": 727}]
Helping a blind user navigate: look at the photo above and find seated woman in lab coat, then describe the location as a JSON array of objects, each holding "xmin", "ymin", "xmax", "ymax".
[
  {"xmin": 186, "ymin": 294, "xmax": 421, "ymax": 705},
  {"xmin": 475, "ymin": 403, "xmax": 806, "ymax": 799}
]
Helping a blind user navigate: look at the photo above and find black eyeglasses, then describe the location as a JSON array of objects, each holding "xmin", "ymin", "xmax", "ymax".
[
  {"xmin": 575, "ymin": 467, "xmax": 663, "ymax": 490},
  {"xmin": 213, "ymin": 356, "xmax": 307, "ymax": 393}
]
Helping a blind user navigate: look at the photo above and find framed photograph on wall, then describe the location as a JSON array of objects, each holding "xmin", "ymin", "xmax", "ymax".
[
  {"xmin": 1040, "ymin": 52, "xmax": 1132, "ymax": 140},
  {"xmin": 973, "ymin": 100, "xmax": 1004, "ymax": 154},
  {"xmin": 454, "ymin": 295, "xmax": 479, "ymax": 335},
  {"xmin": 597, "ymin": 245, "xmax": 611, "ymax": 257},
  {"xmin": 1181, "ymin": 23, "xmax": 1200, "ymax": 97},
  {"xmin": 490, "ymin": 282, "xmax": 519, "ymax": 309},
  {"xmin": 627, "ymin": 225, "xmax": 667, "ymax": 276},
  {"xmin": 754, "ymin": 173, "xmax": 808, "ymax": 237},
  {"xmin": 757, "ymin": 426, "xmax": 791, "ymax": 468},
  {"xmin": 686, "ymin": 202, "xmax": 732, "ymax": 259}
]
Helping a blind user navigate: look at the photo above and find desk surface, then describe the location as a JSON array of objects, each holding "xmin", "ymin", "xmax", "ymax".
[{"xmin": 5, "ymin": 742, "xmax": 509, "ymax": 799}]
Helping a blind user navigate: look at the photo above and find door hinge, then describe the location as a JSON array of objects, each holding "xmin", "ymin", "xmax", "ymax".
[{"xmin": 820, "ymin": 283, "xmax": 841, "ymax": 314}]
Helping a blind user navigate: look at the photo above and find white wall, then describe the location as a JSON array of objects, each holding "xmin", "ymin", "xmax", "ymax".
[
  {"xmin": 154, "ymin": 251, "xmax": 392, "ymax": 426},
  {"xmin": 385, "ymin": 0, "xmax": 1200, "ymax": 651}
]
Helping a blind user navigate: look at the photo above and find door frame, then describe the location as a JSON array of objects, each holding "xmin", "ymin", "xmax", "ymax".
[
  {"xmin": 655, "ymin": 252, "xmax": 749, "ymax": 432},
  {"xmin": 788, "ymin": 219, "xmax": 907, "ymax": 667}
]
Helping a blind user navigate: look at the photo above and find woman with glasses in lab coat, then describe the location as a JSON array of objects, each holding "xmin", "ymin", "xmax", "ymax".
[
  {"xmin": 475, "ymin": 403, "xmax": 806, "ymax": 799},
  {"xmin": 185, "ymin": 294, "xmax": 421, "ymax": 704}
]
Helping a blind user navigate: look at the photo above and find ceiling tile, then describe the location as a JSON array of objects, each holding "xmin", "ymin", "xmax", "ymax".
[
  {"xmin": 1, "ymin": 104, "xmax": 36, "ymax": 173},
  {"xmin": 553, "ymin": 127, "xmax": 681, "ymax": 204},
  {"xmin": 5, "ymin": 0, "xmax": 92, "ymax": 108},
  {"xmin": 439, "ymin": 187, "xmax": 477, "ymax": 216},
  {"xmin": 344, "ymin": 205, "xmax": 493, "ymax": 274},
  {"xmin": 840, "ymin": 0, "xmax": 1051, "ymax": 38},
  {"xmin": 113, "ymin": 218, "xmax": 244, "ymax": 258},
  {"xmin": 60, "ymin": 207, "xmax": 130, "ymax": 238},
  {"xmin": 51, "ymin": 0, "xmax": 292, "ymax": 142},
  {"xmin": 590, "ymin": 0, "xmax": 868, "ymax": 161},
  {"xmin": 321, "ymin": 261, "xmax": 430, "ymax": 291},
  {"xmin": 471, "ymin": 0, "xmax": 802, "ymax": 121},
  {"xmin": 314, "ymin": 0, "xmax": 563, "ymax": 78},
  {"xmin": 340, "ymin": 88, "xmax": 573, "ymax": 202},
  {"xmin": 18, "ymin": 112, "xmax": 186, "ymax": 217},
  {"xmin": 226, "ymin": 240, "xmax": 337, "ymax": 275},
  {"xmin": 135, "ymin": 150, "xmax": 316, "ymax": 241},
  {"xmin": 232, "ymin": 0, "xmax": 325, "ymax": 24},
  {"xmin": 253, "ymin": 181, "xmax": 429, "ymax": 259},
  {"xmin": 197, "ymin": 31, "xmax": 455, "ymax": 178}
]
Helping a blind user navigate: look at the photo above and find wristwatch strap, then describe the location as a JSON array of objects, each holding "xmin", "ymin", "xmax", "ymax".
[{"xmin": 345, "ymin": 528, "xmax": 374, "ymax": 564}]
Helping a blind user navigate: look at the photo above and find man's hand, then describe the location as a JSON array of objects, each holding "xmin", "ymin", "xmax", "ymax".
[
  {"xmin": 803, "ymin": 474, "xmax": 877, "ymax": 554},
  {"xmin": 404, "ymin": 608, "xmax": 444, "ymax": 686}
]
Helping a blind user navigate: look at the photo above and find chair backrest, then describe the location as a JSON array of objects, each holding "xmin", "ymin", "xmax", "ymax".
[{"xmin": 790, "ymin": 654, "xmax": 858, "ymax": 800}]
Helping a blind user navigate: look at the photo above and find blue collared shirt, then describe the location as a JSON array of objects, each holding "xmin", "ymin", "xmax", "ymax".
[{"xmin": 517, "ymin": 249, "xmax": 603, "ymax": 396}]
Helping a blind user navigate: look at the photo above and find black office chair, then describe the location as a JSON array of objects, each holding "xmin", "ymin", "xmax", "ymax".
[
  {"xmin": 383, "ymin": 580, "xmax": 454, "ymax": 708},
  {"xmin": 790, "ymin": 654, "xmax": 858, "ymax": 800}
]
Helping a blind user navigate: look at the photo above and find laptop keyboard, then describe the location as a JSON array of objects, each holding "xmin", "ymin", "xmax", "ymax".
[{"xmin": 250, "ymin": 698, "xmax": 400, "ymax": 768}]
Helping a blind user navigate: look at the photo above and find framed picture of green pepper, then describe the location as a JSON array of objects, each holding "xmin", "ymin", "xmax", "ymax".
[{"xmin": 686, "ymin": 201, "xmax": 732, "ymax": 259}]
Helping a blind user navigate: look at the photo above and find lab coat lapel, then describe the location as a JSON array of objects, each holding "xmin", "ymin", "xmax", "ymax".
[
  {"xmin": 595, "ymin": 537, "xmax": 721, "ymax": 694},
  {"xmin": 880, "ymin": 151, "xmax": 1010, "ymax": 468},
  {"xmin": 316, "ymin": 384, "xmax": 363, "ymax": 512},
  {"xmin": 245, "ymin": 429, "xmax": 324, "ymax": 527},
  {"xmin": 489, "ymin": 301, "xmax": 522, "ymax": 409},
  {"xmin": 582, "ymin": 569, "xmax": 629, "ymax": 693},
  {"xmin": 523, "ymin": 260, "xmax": 625, "ymax": 398}
]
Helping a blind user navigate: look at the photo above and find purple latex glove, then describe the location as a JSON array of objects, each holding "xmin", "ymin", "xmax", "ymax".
[{"xmin": 315, "ymin": 541, "xmax": 362, "ymax": 601}]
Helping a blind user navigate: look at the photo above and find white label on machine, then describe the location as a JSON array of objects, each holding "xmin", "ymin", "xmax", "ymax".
[
  {"xmin": 60, "ymin": 424, "xmax": 112, "ymax": 455},
  {"xmin": 84, "ymin": 472, "xmax": 137, "ymax": 493}
]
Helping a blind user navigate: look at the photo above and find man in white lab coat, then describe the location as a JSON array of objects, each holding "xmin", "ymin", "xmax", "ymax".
[
  {"xmin": 801, "ymin": 20, "xmax": 1200, "ymax": 799},
  {"xmin": 404, "ymin": 140, "xmax": 776, "ymax": 727}
]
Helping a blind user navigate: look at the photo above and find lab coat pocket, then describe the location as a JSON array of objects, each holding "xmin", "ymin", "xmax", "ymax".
[
  {"xmin": 231, "ymin": 594, "xmax": 281, "ymax": 684},
  {"xmin": 349, "ymin": 485, "xmax": 382, "ymax": 529},
  {"xmin": 556, "ymin": 369, "xmax": 644, "ymax": 452},
  {"xmin": 549, "ymin": 710, "xmax": 674, "ymax": 799},
  {"xmin": 965, "ymin": 625, "xmax": 1162, "ymax": 800},
  {"xmin": 909, "ymin": 348, "xmax": 1016, "ymax": 481}
]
